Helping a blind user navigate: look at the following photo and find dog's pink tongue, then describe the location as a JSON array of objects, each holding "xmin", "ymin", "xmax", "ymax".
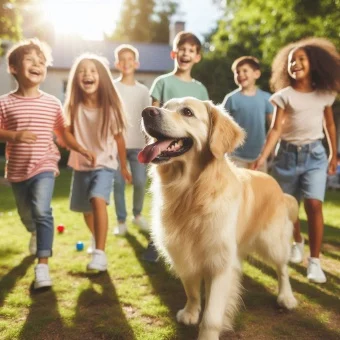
[{"xmin": 138, "ymin": 139, "xmax": 174, "ymax": 163}]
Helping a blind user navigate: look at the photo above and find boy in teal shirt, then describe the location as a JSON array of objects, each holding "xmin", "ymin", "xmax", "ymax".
[
  {"xmin": 144, "ymin": 31, "xmax": 209, "ymax": 262},
  {"xmin": 150, "ymin": 31, "xmax": 209, "ymax": 106},
  {"xmin": 222, "ymin": 56, "xmax": 273, "ymax": 171}
]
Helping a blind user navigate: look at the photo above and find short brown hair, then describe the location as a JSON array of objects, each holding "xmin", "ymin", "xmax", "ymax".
[
  {"xmin": 231, "ymin": 56, "xmax": 260, "ymax": 72},
  {"xmin": 173, "ymin": 31, "xmax": 202, "ymax": 53},
  {"xmin": 6, "ymin": 38, "xmax": 53, "ymax": 73},
  {"xmin": 114, "ymin": 44, "xmax": 139, "ymax": 62}
]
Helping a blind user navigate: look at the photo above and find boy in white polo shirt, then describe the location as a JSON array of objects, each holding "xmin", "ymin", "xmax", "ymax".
[{"xmin": 112, "ymin": 44, "xmax": 151, "ymax": 236}]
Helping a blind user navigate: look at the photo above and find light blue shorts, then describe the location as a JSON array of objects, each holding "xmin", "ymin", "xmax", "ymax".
[
  {"xmin": 70, "ymin": 168, "xmax": 115, "ymax": 212},
  {"xmin": 271, "ymin": 140, "xmax": 328, "ymax": 202}
]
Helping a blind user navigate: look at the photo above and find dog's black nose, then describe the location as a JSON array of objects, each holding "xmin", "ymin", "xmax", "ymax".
[{"xmin": 142, "ymin": 107, "xmax": 160, "ymax": 118}]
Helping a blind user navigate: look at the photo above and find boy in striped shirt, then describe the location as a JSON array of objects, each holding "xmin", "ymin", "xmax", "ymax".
[{"xmin": 0, "ymin": 39, "xmax": 66, "ymax": 289}]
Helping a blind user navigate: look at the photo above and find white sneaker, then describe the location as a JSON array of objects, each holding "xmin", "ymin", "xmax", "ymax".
[
  {"xmin": 87, "ymin": 236, "xmax": 96, "ymax": 254},
  {"xmin": 113, "ymin": 222, "xmax": 127, "ymax": 236},
  {"xmin": 34, "ymin": 264, "xmax": 52, "ymax": 289},
  {"xmin": 307, "ymin": 257, "xmax": 327, "ymax": 283},
  {"xmin": 87, "ymin": 249, "xmax": 107, "ymax": 271},
  {"xmin": 290, "ymin": 238, "xmax": 304, "ymax": 264},
  {"xmin": 132, "ymin": 216, "xmax": 149, "ymax": 232},
  {"xmin": 29, "ymin": 232, "xmax": 37, "ymax": 255}
]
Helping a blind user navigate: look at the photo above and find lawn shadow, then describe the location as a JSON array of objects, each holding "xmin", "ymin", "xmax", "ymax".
[
  {"xmin": 125, "ymin": 233, "xmax": 199, "ymax": 340},
  {"xmin": 0, "ymin": 255, "xmax": 35, "ymax": 307},
  {"xmin": 18, "ymin": 286, "xmax": 65, "ymax": 340},
  {"xmin": 219, "ymin": 272, "xmax": 340, "ymax": 340},
  {"xmin": 247, "ymin": 256, "xmax": 340, "ymax": 314},
  {"xmin": 68, "ymin": 271, "xmax": 136, "ymax": 340}
]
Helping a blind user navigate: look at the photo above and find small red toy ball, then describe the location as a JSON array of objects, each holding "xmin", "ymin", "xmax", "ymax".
[{"xmin": 57, "ymin": 224, "xmax": 65, "ymax": 233}]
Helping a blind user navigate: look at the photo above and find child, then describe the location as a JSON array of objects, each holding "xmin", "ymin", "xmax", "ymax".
[
  {"xmin": 112, "ymin": 44, "xmax": 151, "ymax": 236},
  {"xmin": 150, "ymin": 31, "xmax": 209, "ymax": 106},
  {"xmin": 63, "ymin": 53, "xmax": 132, "ymax": 271},
  {"xmin": 0, "ymin": 39, "xmax": 66, "ymax": 289},
  {"xmin": 144, "ymin": 31, "xmax": 209, "ymax": 262},
  {"xmin": 222, "ymin": 56, "xmax": 273, "ymax": 171},
  {"xmin": 252, "ymin": 37, "xmax": 340, "ymax": 283}
]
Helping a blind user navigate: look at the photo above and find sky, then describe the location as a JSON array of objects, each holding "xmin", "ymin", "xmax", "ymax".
[{"xmin": 40, "ymin": 0, "xmax": 224, "ymax": 41}]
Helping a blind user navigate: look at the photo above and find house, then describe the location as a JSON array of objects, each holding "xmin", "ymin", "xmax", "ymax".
[{"xmin": 0, "ymin": 36, "xmax": 174, "ymax": 102}]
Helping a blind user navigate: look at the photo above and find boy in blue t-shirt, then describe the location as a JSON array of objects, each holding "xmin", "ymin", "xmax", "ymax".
[{"xmin": 222, "ymin": 56, "xmax": 273, "ymax": 171}]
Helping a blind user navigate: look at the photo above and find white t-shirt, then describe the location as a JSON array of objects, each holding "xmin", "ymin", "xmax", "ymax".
[
  {"xmin": 67, "ymin": 105, "xmax": 119, "ymax": 171},
  {"xmin": 270, "ymin": 86, "xmax": 335, "ymax": 145},
  {"xmin": 114, "ymin": 80, "xmax": 150, "ymax": 149}
]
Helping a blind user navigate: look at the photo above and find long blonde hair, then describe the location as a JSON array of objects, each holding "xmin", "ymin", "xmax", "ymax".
[{"xmin": 64, "ymin": 53, "xmax": 126, "ymax": 140}]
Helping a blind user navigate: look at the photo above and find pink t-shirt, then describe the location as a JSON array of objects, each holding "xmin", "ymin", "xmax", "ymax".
[
  {"xmin": 0, "ymin": 92, "xmax": 65, "ymax": 182},
  {"xmin": 67, "ymin": 105, "xmax": 119, "ymax": 171}
]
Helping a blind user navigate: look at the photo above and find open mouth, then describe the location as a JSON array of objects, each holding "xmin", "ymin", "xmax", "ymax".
[
  {"xmin": 29, "ymin": 70, "xmax": 40, "ymax": 76},
  {"xmin": 83, "ymin": 80, "xmax": 94, "ymax": 85},
  {"xmin": 138, "ymin": 131, "xmax": 193, "ymax": 164}
]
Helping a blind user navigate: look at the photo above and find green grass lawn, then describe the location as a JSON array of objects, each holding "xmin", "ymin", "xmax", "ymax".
[{"xmin": 0, "ymin": 167, "xmax": 339, "ymax": 340}]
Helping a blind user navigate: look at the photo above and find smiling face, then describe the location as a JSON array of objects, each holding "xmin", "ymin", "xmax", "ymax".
[
  {"xmin": 115, "ymin": 50, "xmax": 139, "ymax": 76},
  {"xmin": 138, "ymin": 98, "xmax": 244, "ymax": 165},
  {"xmin": 234, "ymin": 63, "xmax": 260, "ymax": 90},
  {"xmin": 171, "ymin": 42, "xmax": 201, "ymax": 73},
  {"xmin": 10, "ymin": 49, "xmax": 47, "ymax": 87},
  {"xmin": 76, "ymin": 59, "xmax": 100, "ymax": 96},
  {"xmin": 288, "ymin": 48, "xmax": 311, "ymax": 81}
]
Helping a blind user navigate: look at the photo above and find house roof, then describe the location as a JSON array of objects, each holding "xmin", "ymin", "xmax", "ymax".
[{"xmin": 50, "ymin": 37, "xmax": 174, "ymax": 72}]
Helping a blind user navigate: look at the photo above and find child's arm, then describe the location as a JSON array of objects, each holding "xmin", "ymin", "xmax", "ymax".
[
  {"xmin": 152, "ymin": 98, "xmax": 160, "ymax": 107},
  {"xmin": 0, "ymin": 128, "xmax": 37, "ymax": 143},
  {"xmin": 324, "ymin": 106, "xmax": 338, "ymax": 175},
  {"xmin": 54, "ymin": 127, "xmax": 67, "ymax": 148},
  {"xmin": 251, "ymin": 105, "xmax": 285, "ymax": 170},
  {"xmin": 115, "ymin": 132, "xmax": 132, "ymax": 183},
  {"xmin": 63, "ymin": 126, "xmax": 96, "ymax": 166}
]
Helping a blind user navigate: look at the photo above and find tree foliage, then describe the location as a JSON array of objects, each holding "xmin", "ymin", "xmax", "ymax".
[
  {"xmin": 108, "ymin": 0, "xmax": 178, "ymax": 43},
  {"xmin": 195, "ymin": 0, "xmax": 340, "ymax": 102}
]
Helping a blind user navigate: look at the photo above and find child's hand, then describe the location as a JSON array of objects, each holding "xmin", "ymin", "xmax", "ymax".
[
  {"xmin": 328, "ymin": 156, "xmax": 338, "ymax": 175},
  {"xmin": 15, "ymin": 131, "xmax": 37, "ymax": 144},
  {"xmin": 80, "ymin": 148, "xmax": 96, "ymax": 167},
  {"xmin": 250, "ymin": 157, "xmax": 264, "ymax": 170},
  {"xmin": 121, "ymin": 167, "xmax": 132, "ymax": 184}
]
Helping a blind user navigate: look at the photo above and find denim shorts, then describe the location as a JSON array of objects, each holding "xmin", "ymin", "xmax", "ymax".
[
  {"xmin": 271, "ymin": 140, "xmax": 328, "ymax": 202},
  {"xmin": 70, "ymin": 168, "xmax": 115, "ymax": 212}
]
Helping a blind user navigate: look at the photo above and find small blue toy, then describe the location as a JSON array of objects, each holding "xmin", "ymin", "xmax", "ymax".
[{"xmin": 76, "ymin": 241, "xmax": 84, "ymax": 251}]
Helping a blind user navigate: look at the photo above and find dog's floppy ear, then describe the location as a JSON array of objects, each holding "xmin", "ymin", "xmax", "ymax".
[{"xmin": 206, "ymin": 101, "xmax": 245, "ymax": 159}]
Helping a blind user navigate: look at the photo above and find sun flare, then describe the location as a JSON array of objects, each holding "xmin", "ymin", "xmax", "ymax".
[{"xmin": 40, "ymin": 0, "xmax": 122, "ymax": 40}]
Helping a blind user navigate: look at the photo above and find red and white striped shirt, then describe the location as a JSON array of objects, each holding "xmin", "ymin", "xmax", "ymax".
[{"xmin": 0, "ymin": 92, "xmax": 65, "ymax": 182}]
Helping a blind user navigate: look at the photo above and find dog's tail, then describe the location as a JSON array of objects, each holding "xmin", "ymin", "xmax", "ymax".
[{"xmin": 284, "ymin": 194, "xmax": 299, "ymax": 223}]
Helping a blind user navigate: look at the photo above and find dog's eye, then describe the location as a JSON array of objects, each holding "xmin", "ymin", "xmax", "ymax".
[{"xmin": 181, "ymin": 107, "xmax": 194, "ymax": 117}]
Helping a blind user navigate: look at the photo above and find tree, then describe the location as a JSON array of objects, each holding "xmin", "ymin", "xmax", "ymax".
[
  {"xmin": 195, "ymin": 0, "xmax": 340, "ymax": 102},
  {"xmin": 0, "ymin": 0, "xmax": 22, "ymax": 54},
  {"xmin": 108, "ymin": 0, "xmax": 179, "ymax": 43}
]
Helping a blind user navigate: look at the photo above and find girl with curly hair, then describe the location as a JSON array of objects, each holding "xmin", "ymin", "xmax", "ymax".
[{"xmin": 252, "ymin": 37, "xmax": 340, "ymax": 283}]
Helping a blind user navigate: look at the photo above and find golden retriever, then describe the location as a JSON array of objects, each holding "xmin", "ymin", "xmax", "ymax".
[{"xmin": 138, "ymin": 97, "xmax": 298, "ymax": 340}]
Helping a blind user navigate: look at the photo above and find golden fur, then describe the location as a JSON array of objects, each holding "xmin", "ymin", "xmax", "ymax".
[{"xmin": 141, "ymin": 98, "xmax": 298, "ymax": 340}]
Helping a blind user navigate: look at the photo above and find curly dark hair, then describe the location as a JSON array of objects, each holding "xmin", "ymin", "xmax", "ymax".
[{"xmin": 270, "ymin": 37, "xmax": 340, "ymax": 92}]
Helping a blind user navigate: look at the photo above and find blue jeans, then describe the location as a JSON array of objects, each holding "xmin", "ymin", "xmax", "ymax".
[
  {"xmin": 11, "ymin": 172, "xmax": 55, "ymax": 258},
  {"xmin": 272, "ymin": 140, "xmax": 328, "ymax": 202},
  {"xmin": 113, "ymin": 149, "xmax": 147, "ymax": 222}
]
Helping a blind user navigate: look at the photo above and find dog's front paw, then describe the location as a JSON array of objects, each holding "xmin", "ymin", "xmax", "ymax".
[
  {"xmin": 277, "ymin": 294, "xmax": 298, "ymax": 310},
  {"xmin": 176, "ymin": 307, "xmax": 200, "ymax": 325}
]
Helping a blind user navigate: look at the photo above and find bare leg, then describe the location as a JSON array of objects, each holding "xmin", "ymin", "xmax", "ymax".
[
  {"xmin": 176, "ymin": 274, "xmax": 202, "ymax": 325},
  {"xmin": 304, "ymin": 198, "xmax": 323, "ymax": 258},
  {"xmin": 89, "ymin": 197, "xmax": 108, "ymax": 251},
  {"xmin": 293, "ymin": 219, "xmax": 303, "ymax": 243},
  {"xmin": 83, "ymin": 212, "xmax": 94, "ymax": 235}
]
